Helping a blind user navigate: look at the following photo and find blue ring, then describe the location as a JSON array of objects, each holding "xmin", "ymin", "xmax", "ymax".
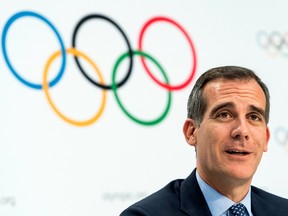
[{"xmin": 1, "ymin": 11, "xmax": 66, "ymax": 89}]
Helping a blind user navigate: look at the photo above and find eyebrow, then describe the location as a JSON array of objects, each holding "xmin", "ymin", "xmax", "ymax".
[
  {"xmin": 249, "ymin": 105, "xmax": 266, "ymax": 118},
  {"xmin": 209, "ymin": 102, "xmax": 266, "ymax": 119},
  {"xmin": 209, "ymin": 102, "xmax": 234, "ymax": 118}
]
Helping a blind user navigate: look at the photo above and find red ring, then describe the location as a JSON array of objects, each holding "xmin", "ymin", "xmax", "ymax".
[{"xmin": 138, "ymin": 16, "xmax": 197, "ymax": 91}]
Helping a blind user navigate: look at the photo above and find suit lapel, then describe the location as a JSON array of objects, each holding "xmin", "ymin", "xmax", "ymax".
[
  {"xmin": 180, "ymin": 170, "xmax": 279, "ymax": 216},
  {"xmin": 180, "ymin": 169, "xmax": 212, "ymax": 216},
  {"xmin": 251, "ymin": 186, "xmax": 276, "ymax": 216}
]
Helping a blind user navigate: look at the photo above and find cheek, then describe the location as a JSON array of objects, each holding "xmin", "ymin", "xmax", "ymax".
[
  {"xmin": 253, "ymin": 128, "xmax": 269, "ymax": 152},
  {"xmin": 263, "ymin": 128, "xmax": 270, "ymax": 152},
  {"xmin": 262, "ymin": 141, "xmax": 268, "ymax": 152},
  {"xmin": 196, "ymin": 127, "xmax": 222, "ymax": 155}
]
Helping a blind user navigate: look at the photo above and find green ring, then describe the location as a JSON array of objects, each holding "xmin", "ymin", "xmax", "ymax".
[{"xmin": 112, "ymin": 50, "xmax": 172, "ymax": 126}]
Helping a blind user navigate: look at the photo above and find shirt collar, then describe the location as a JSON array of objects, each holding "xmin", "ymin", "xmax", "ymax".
[{"xmin": 196, "ymin": 170, "xmax": 253, "ymax": 216}]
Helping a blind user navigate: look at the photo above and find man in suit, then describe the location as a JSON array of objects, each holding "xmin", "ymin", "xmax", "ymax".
[{"xmin": 120, "ymin": 66, "xmax": 288, "ymax": 216}]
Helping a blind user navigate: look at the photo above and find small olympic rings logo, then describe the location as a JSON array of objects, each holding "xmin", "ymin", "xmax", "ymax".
[
  {"xmin": 1, "ymin": 11, "xmax": 197, "ymax": 126},
  {"xmin": 256, "ymin": 31, "xmax": 288, "ymax": 56},
  {"xmin": 274, "ymin": 127, "xmax": 288, "ymax": 150}
]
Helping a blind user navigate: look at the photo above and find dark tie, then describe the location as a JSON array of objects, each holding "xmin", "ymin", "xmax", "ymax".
[{"xmin": 229, "ymin": 203, "xmax": 246, "ymax": 216}]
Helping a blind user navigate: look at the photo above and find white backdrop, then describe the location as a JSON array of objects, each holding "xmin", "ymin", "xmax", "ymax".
[{"xmin": 1, "ymin": 1, "xmax": 288, "ymax": 215}]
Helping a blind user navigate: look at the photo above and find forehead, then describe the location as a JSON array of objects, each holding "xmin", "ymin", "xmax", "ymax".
[{"xmin": 203, "ymin": 79, "xmax": 266, "ymax": 109}]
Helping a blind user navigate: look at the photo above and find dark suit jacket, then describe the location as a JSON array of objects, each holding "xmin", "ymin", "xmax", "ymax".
[{"xmin": 120, "ymin": 169, "xmax": 288, "ymax": 216}]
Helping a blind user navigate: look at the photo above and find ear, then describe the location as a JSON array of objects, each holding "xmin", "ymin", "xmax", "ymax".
[
  {"xmin": 263, "ymin": 126, "xmax": 270, "ymax": 152},
  {"xmin": 183, "ymin": 118, "xmax": 198, "ymax": 147}
]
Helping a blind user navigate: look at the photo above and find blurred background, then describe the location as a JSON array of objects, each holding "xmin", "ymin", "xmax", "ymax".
[{"xmin": 1, "ymin": 0, "xmax": 288, "ymax": 215}]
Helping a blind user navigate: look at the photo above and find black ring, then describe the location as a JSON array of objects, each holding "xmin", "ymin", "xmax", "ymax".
[
  {"xmin": 72, "ymin": 14, "xmax": 133, "ymax": 90},
  {"xmin": 269, "ymin": 31, "xmax": 284, "ymax": 48}
]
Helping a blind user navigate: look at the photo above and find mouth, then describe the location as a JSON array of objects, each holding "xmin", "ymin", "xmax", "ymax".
[{"xmin": 225, "ymin": 150, "xmax": 250, "ymax": 156}]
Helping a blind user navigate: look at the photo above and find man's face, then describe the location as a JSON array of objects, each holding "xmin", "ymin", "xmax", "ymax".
[{"xmin": 184, "ymin": 79, "xmax": 270, "ymax": 186}]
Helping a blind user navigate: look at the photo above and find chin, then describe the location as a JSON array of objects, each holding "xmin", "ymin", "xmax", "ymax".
[
  {"xmin": 218, "ymin": 163, "xmax": 253, "ymax": 179},
  {"xmin": 226, "ymin": 168, "xmax": 255, "ymax": 182}
]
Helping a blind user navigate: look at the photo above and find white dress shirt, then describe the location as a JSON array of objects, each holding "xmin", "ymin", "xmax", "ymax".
[{"xmin": 196, "ymin": 171, "xmax": 253, "ymax": 216}]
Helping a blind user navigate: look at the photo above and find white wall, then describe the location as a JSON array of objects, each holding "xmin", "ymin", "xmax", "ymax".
[{"xmin": 1, "ymin": 1, "xmax": 288, "ymax": 215}]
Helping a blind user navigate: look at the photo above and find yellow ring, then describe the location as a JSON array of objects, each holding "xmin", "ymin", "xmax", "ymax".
[{"xmin": 43, "ymin": 48, "xmax": 107, "ymax": 126}]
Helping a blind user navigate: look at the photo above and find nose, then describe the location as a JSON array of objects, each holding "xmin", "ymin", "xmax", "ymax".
[{"xmin": 230, "ymin": 118, "xmax": 249, "ymax": 141}]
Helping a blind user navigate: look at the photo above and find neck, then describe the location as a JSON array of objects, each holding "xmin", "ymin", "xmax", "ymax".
[{"xmin": 197, "ymin": 169, "xmax": 252, "ymax": 202}]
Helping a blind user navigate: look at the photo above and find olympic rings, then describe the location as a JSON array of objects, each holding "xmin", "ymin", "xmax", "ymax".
[
  {"xmin": 256, "ymin": 30, "xmax": 288, "ymax": 56},
  {"xmin": 138, "ymin": 16, "xmax": 197, "ymax": 91},
  {"xmin": 2, "ymin": 10, "xmax": 197, "ymax": 126},
  {"xmin": 1, "ymin": 11, "xmax": 66, "ymax": 89},
  {"xmin": 43, "ymin": 48, "xmax": 107, "ymax": 126},
  {"xmin": 72, "ymin": 14, "xmax": 133, "ymax": 90},
  {"xmin": 275, "ymin": 127, "xmax": 288, "ymax": 149},
  {"xmin": 112, "ymin": 50, "xmax": 172, "ymax": 126}
]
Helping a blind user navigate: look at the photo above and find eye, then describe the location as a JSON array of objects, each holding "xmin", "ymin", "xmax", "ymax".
[
  {"xmin": 216, "ymin": 111, "xmax": 232, "ymax": 119},
  {"xmin": 248, "ymin": 113, "xmax": 262, "ymax": 121}
]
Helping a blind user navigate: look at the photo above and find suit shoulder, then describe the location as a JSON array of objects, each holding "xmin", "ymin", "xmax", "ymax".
[
  {"xmin": 252, "ymin": 186, "xmax": 288, "ymax": 206},
  {"xmin": 120, "ymin": 178, "xmax": 184, "ymax": 215}
]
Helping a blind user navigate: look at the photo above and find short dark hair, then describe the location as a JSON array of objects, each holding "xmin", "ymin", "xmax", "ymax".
[{"xmin": 187, "ymin": 66, "xmax": 270, "ymax": 126}]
